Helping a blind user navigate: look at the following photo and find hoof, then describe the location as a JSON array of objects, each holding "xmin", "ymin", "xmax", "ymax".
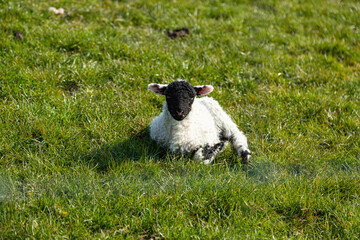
[
  {"xmin": 241, "ymin": 150, "xmax": 251, "ymax": 164},
  {"xmin": 201, "ymin": 159, "xmax": 213, "ymax": 165}
]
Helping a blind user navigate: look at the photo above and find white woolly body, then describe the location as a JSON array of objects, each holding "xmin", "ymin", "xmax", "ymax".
[{"xmin": 150, "ymin": 96, "xmax": 248, "ymax": 155}]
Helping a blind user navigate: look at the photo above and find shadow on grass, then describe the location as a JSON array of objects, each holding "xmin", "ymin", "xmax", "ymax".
[
  {"xmin": 81, "ymin": 127, "xmax": 167, "ymax": 172},
  {"xmin": 81, "ymin": 127, "xmax": 256, "ymax": 173}
]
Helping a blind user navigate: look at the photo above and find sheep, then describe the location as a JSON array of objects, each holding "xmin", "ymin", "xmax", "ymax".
[{"xmin": 148, "ymin": 79, "xmax": 251, "ymax": 164}]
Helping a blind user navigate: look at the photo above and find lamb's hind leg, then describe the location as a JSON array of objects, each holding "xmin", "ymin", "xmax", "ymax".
[
  {"xmin": 228, "ymin": 133, "xmax": 251, "ymax": 163},
  {"xmin": 200, "ymin": 98, "xmax": 251, "ymax": 163},
  {"xmin": 195, "ymin": 142, "xmax": 227, "ymax": 165}
]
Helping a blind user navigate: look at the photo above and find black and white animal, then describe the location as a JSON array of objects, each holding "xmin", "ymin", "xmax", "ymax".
[{"xmin": 148, "ymin": 80, "xmax": 251, "ymax": 164}]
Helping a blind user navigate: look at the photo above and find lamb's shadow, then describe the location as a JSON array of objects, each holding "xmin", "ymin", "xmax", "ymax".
[
  {"xmin": 81, "ymin": 127, "xmax": 250, "ymax": 172},
  {"xmin": 82, "ymin": 127, "xmax": 167, "ymax": 172}
]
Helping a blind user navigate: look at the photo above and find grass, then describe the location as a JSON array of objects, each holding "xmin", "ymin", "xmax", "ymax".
[{"xmin": 1, "ymin": 0, "xmax": 360, "ymax": 238}]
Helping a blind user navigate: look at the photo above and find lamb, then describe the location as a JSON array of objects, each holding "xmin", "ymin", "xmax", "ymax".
[{"xmin": 148, "ymin": 79, "xmax": 251, "ymax": 164}]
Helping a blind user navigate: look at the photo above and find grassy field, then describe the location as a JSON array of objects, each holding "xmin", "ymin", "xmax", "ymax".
[{"xmin": 1, "ymin": 0, "xmax": 360, "ymax": 238}]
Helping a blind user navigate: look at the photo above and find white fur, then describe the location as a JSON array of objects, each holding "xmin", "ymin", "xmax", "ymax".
[
  {"xmin": 150, "ymin": 97, "xmax": 219, "ymax": 153},
  {"xmin": 150, "ymin": 96, "xmax": 250, "ymax": 163}
]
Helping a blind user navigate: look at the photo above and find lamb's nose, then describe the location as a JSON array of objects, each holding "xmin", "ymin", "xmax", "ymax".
[{"xmin": 176, "ymin": 111, "xmax": 184, "ymax": 116}]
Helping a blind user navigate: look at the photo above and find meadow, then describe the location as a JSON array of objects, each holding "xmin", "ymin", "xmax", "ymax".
[{"xmin": 1, "ymin": 0, "xmax": 360, "ymax": 238}]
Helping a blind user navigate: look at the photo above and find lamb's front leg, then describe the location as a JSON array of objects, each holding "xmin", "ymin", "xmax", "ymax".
[
  {"xmin": 194, "ymin": 147, "xmax": 212, "ymax": 165},
  {"xmin": 195, "ymin": 142, "xmax": 226, "ymax": 165}
]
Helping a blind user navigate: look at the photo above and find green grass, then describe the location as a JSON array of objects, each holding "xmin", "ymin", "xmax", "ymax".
[{"xmin": 1, "ymin": 0, "xmax": 360, "ymax": 238}]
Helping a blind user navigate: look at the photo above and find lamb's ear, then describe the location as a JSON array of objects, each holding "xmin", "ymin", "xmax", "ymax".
[
  {"xmin": 194, "ymin": 85, "xmax": 214, "ymax": 96},
  {"xmin": 148, "ymin": 83, "xmax": 168, "ymax": 95}
]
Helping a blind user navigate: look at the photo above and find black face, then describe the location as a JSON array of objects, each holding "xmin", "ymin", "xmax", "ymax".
[{"xmin": 164, "ymin": 81, "xmax": 196, "ymax": 121}]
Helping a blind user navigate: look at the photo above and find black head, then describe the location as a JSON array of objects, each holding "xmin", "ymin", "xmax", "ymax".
[{"xmin": 148, "ymin": 80, "xmax": 214, "ymax": 121}]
